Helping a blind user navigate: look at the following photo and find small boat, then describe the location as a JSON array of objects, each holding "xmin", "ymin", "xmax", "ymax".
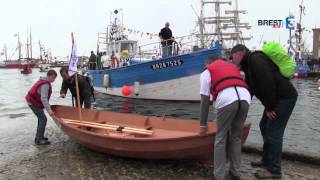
[
  {"xmin": 39, "ymin": 64, "xmax": 51, "ymax": 72},
  {"xmin": 52, "ymin": 105, "xmax": 251, "ymax": 160},
  {"xmin": 20, "ymin": 64, "xmax": 32, "ymax": 74}
]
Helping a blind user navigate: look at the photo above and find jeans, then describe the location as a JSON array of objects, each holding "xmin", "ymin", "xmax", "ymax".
[
  {"xmin": 260, "ymin": 97, "xmax": 297, "ymax": 175},
  {"xmin": 29, "ymin": 105, "xmax": 47, "ymax": 139},
  {"xmin": 162, "ymin": 45, "xmax": 172, "ymax": 58}
]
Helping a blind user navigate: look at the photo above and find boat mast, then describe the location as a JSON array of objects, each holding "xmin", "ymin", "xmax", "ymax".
[
  {"xmin": 296, "ymin": 0, "xmax": 305, "ymax": 61},
  {"xmin": 18, "ymin": 33, "xmax": 21, "ymax": 61},
  {"xmin": 26, "ymin": 28, "xmax": 30, "ymax": 60},
  {"xmin": 199, "ymin": 1, "xmax": 205, "ymax": 48},
  {"xmin": 39, "ymin": 41, "xmax": 43, "ymax": 62},
  {"xmin": 30, "ymin": 28, "xmax": 32, "ymax": 60},
  {"xmin": 4, "ymin": 44, "xmax": 8, "ymax": 61},
  {"xmin": 199, "ymin": 0, "xmax": 251, "ymax": 48}
]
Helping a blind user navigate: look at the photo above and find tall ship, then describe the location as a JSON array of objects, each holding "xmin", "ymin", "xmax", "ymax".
[
  {"xmin": 0, "ymin": 30, "xmax": 37, "ymax": 69},
  {"xmin": 88, "ymin": 0, "xmax": 251, "ymax": 101}
]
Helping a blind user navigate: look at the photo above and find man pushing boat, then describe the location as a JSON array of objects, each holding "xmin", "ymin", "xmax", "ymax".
[
  {"xmin": 199, "ymin": 56, "xmax": 251, "ymax": 180},
  {"xmin": 59, "ymin": 67, "xmax": 94, "ymax": 108},
  {"xmin": 26, "ymin": 70, "xmax": 57, "ymax": 145}
]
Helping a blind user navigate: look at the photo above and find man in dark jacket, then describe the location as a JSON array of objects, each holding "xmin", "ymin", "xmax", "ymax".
[
  {"xmin": 89, "ymin": 51, "xmax": 97, "ymax": 70},
  {"xmin": 231, "ymin": 44, "xmax": 298, "ymax": 179},
  {"xmin": 159, "ymin": 22, "xmax": 174, "ymax": 58},
  {"xmin": 59, "ymin": 67, "xmax": 93, "ymax": 108}
]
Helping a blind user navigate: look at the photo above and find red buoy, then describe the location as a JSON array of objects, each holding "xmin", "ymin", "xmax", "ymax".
[{"xmin": 122, "ymin": 86, "xmax": 132, "ymax": 96}]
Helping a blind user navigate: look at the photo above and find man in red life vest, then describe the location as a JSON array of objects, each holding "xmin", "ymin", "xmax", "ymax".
[
  {"xmin": 199, "ymin": 56, "xmax": 251, "ymax": 180},
  {"xmin": 26, "ymin": 70, "xmax": 57, "ymax": 145}
]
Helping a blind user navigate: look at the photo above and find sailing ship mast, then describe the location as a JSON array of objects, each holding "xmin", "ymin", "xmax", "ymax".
[
  {"xmin": 3, "ymin": 44, "xmax": 8, "ymax": 61},
  {"xmin": 296, "ymin": 0, "xmax": 305, "ymax": 61},
  {"xmin": 17, "ymin": 33, "xmax": 21, "ymax": 61},
  {"xmin": 30, "ymin": 28, "xmax": 32, "ymax": 60},
  {"xmin": 198, "ymin": 0, "xmax": 251, "ymax": 48}
]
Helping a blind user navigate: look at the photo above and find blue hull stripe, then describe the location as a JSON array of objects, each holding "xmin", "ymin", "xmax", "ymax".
[{"xmin": 89, "ymin": 48, "xmax": 220, "ymax": 88}]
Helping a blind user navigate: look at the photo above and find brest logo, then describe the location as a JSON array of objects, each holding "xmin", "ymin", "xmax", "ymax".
[{"xmin": 258, "ymin": 16, "xmax": 295, "ymax": 29}]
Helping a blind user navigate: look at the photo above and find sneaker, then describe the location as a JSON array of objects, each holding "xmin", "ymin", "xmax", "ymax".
[
  {"xmin": 251, "ymin": 161, "xmax": 266, "ymax": 167},
  {"xmin": 42, "ymin": 137, "xmax": 48, "ymax": 141},
  {"xmin": 35, "ymin": 139, "xmax": 51, "ymax": 145},
  {"xmin": 255, "ymin": 169, "xmax": 282, "ymax": 179}
]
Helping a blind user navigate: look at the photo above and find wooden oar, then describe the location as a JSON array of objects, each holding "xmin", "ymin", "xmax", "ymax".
[
  {"xmin": 64, "ymin": 121, "xmax": 153, "ymax": 135},
  {"xmin": 62, "ymin": 118, "xmax": 152, "ymax": 133},
  {"xmin": 61, "ymin": 119, "xmax": 153, "ymax": 135}
]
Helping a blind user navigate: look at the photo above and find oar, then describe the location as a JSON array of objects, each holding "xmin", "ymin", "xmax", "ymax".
[
  {"xmin": 62, "ymin": 118, "xmax": 152, "ymax": 133},
  {"xmin": 62, "ymin": 119, "xmax": 153, "ymax": 135},
  {"xmin": 64, "ymin": 121, "xmax": 153, "ymax": 135}
]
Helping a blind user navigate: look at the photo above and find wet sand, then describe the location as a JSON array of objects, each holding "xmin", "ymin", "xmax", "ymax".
[{"xmin": 1, "ymin": 116, "xmax": 319, "ymax": 180}]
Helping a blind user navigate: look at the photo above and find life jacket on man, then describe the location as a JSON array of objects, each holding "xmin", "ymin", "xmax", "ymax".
[
  {"xmin": 206, "ymin": 59, "xmax": 249, "ymax": 101},
  {"xmin": 25, "ymin": 80, "xmax": 52, "ymax": 108}
]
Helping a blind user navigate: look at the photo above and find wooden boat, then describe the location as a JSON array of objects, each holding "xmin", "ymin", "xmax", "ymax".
[{"xmin": 52, "ymin": 105, "xmax": 251, "ymax": 160}]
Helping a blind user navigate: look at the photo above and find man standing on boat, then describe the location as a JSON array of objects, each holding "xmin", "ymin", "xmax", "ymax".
[
  {"xmin": 230, "ymin": 44, "xmax": 298, "ymax": 179},
  {"xmin": 59, "ymin": 67, "xmax": 93, "ymax": 108},
  {"xmin": 199, "ymin": 56, "xmax": 251, "ymax": 180},
  {"xmin": 159, "ymin": 22, "xmax": 174, "ymax": 58},
  {"xmin": 88, "ymin": 51, "xmax": 97, "ymax": 70},
  {"xmin": 26, "ymin": 70, "xmax": 57, "ymax": 145}
]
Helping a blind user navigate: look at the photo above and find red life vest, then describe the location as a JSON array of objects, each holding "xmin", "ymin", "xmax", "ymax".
[
  {"xmin": 207, "ymin": 60, "xmax": 248, "ymax": 101},
  {"xmin": 25, "ymin": 80, "xmax": 52, "ymax": 108}
]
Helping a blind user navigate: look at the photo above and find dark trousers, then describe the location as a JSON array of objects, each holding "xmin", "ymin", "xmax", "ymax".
[
  {"xmin": 74, "ymin": 96, "xmax": 91, "ymax": 109},
  {"xmin": 260, "ymin": 97, "xmax": 297, "ymax": 175},
  {"xmin": 29, "ymin": 105, "xmax": 47, "ymax": 139},
  {"xmin": 162, "ymin": 45, "xmax": 172, "ymax": 58},
  {"xmin": 88, "ymin": 63, "xmax": 96, "ymax": 70}
]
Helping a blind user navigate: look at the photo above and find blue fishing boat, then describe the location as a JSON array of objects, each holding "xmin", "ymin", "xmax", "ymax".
[{"xmin": 88, "ymin": 4, "xmax": 251, "ymax": 101}]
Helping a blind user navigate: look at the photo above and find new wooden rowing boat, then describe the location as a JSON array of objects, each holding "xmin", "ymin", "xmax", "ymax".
[{"xmin": 51, "ymin": 105, "xmax": 251, "ymax": 160}]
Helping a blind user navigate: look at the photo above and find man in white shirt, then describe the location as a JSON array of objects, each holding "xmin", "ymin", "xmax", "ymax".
[{"xmin": 199, "ymin": 56, "xmax": 251, "ymax": 180}]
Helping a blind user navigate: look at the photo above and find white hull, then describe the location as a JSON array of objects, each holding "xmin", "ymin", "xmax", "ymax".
[{"xmin": 94, "ymin": 74, "xmax": 201, "ymax": 101}]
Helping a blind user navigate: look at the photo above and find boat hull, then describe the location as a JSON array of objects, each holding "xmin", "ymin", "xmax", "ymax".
[
  {"xmin": 52, "ymin": 105, "xmax": 251, "ymax": 160},
  {"xmin": 89, "ymin": 48, "xmax": 221, "ymax": 101}
]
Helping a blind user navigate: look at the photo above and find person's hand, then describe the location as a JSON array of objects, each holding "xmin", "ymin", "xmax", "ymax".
[
  {"xmin": 60, "ymin": 94, "xmax": 66, "ymax": 98},
  {"xmin": 266, "ymin": 111, "xmax": 277, "ymax": 120},
  {"xmin": 49, "ymin": 112, "xmax": 54, "ymax": 117},
  {"xmin": 199, "ymin": 126, "xmax": 208, "ymax": 136}
]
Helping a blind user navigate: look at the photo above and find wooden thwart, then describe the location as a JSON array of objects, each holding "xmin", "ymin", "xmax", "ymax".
[{"xmin": 62, "ymin": 118, "xmax": 153, "ymax": 135}]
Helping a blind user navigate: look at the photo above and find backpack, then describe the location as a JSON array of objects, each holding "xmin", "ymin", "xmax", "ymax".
[{"xmin": 261, "ymin": 42, "xmax": 296, "ymax": 79}]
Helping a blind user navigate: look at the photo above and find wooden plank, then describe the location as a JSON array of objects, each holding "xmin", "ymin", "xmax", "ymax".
[
  {"xmin": 62, "ymin": 118, "xmax": 153, "ymax": 135},
  {"xmin": 62, "ymin": 118, "xmax": 153, "ymax": 133}
]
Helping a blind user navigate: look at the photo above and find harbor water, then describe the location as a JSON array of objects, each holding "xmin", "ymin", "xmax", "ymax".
[{"xmin": 0, "ymin": 68, "xmax": 320, "ymax": 155}]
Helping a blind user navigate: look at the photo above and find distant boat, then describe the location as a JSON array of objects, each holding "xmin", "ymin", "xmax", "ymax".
[
  {"xmin": 52, "ymin": 105, "xmax": 251, "ymax": 160},
  {"xmin": 4, "ymin": 60, "xmax": 36, "ymax": 69},
  {"xmin": 20, "ymin": 64, "xmax": 32, "ymax": 74},
  {"xmin": 39, "ymin": 64, "xmax": 51, "ymax": 72}
]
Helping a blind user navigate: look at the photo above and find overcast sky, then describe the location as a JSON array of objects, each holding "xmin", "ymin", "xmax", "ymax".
[{"xmin": 0, "ymin": 0, "xmax": 319, "ymax": 60}]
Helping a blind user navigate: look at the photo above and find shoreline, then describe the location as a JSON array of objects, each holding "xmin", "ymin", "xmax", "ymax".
[{"xmin": 243, "ymin": 143, "xmax": 320, "ymax": 166}]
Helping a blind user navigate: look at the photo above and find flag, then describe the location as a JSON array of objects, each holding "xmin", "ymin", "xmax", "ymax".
[
  {"xmin": 68, "ymin": 33, "xmax": 78, "ymax": 76},
  {"xmin": 288, "ymin": 45, "xmax": 296, "ymax": 58}
]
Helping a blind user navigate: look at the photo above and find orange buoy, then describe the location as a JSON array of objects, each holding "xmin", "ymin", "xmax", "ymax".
[{"xmin": 122, "ymin": 86, "xmax": 132, "ymax": 96}]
